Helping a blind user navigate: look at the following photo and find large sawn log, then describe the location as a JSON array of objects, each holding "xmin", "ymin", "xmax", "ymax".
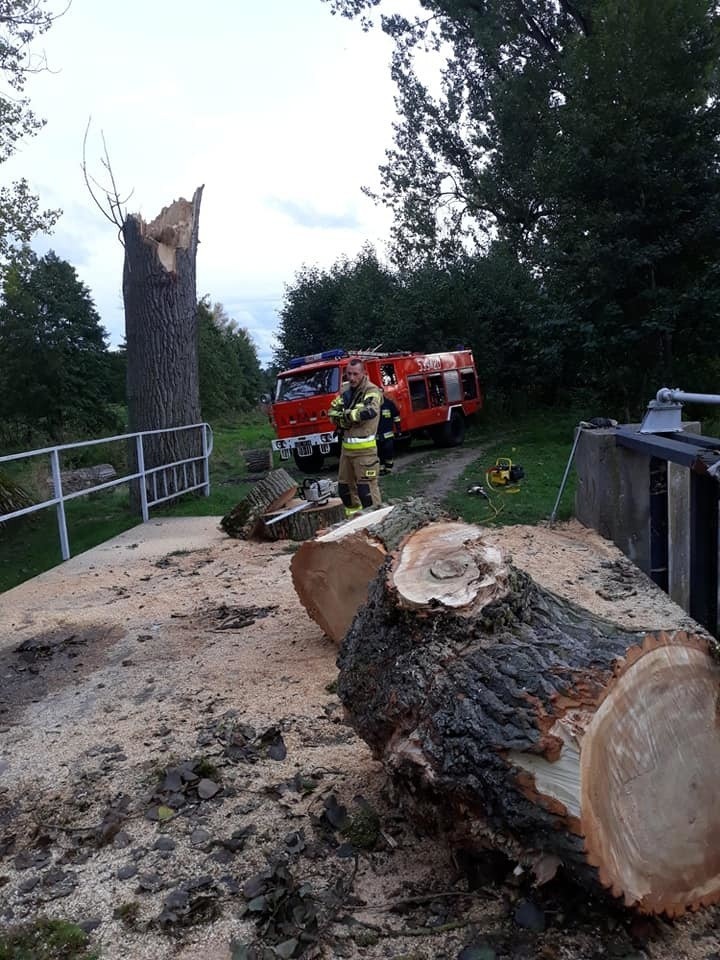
[
  {"xmin": 220, "ymin": 469, "xmax": 298, "ymax": 539},
  {"xmin": 291, "ymin": 499, "xmax": 437, "ymax": 643},
  {"xmin": 337, "ymin": 515, "xmax": 720, "ymax": 916}
]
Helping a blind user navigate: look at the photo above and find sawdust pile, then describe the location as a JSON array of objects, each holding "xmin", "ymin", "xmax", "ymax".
[{"xmin": 0, "ymin": 517, "xmax": 716, "ymax": 960}]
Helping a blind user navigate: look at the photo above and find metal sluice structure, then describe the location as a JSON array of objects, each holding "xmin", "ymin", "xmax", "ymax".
[
  {"xmin": 616, "ymin": 427, "xmax": 720, "ymax": 635},
  {"xmin": 0, "ymin": 423, "xmax": 213, "ymax": 562},
  {"xmin": 579, "ymin": 388, "xmax": 720, "ymax": 637}
]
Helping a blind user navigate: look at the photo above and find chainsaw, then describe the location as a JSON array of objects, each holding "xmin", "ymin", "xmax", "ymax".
[
  {"xmin": 486, "ymin": 457, "xmax": 525, "ymax": 489},
  {"xmin": 301, "ymin": 478, "xmax": 334, "ymax": 505},
  {"xmin": 264, "ymin": 478, "xmax": 336, "ymax": 526}
]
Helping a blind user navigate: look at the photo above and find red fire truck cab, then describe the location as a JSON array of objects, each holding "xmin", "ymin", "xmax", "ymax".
[{"xmin": 269, "ymin": 348, "xmax": 482, "ymax": 472}]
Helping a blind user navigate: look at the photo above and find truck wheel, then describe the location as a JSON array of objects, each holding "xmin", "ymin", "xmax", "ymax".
[
  {"xmin": 293, "ymin": 449, "xmax": 325, "ymax": 473},
  {"xmin": 433, "ymin": 412, "xmax": 466, "ymax": 448}
]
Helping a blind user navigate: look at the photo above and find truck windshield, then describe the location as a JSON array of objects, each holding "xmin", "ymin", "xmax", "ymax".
[{"xmin": 275, "ymin": 365, "xmax": 341, "ymax": 401}]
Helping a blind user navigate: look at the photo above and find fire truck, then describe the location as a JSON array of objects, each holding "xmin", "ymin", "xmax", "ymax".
[{"xmin": 269, "ymin": 348, "xmax": 482, "ymax": 472}]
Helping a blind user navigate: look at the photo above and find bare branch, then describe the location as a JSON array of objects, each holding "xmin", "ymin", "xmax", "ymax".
[{"xmin": 81, "ymin": 117, "xmax": 132, "ymax": 242}]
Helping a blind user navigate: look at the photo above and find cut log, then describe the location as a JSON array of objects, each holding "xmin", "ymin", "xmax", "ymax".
[
  {"xmin": 290, "ymin": 498, "xmax": 440, "ymax": 643},
  {"xmin": 337, "ymin": 512, "xmax": 720, "ymax": 916},
  {"xmin": 220, "ymin": 469, "xmax": 298, "ymax": 539},
  {"xmin": 260, "ymin": 497, "xmax": 346, "ymax": 542},
  {"xmin": 243, "ymin": 447, "xmax": 273, "ymax": 474}
]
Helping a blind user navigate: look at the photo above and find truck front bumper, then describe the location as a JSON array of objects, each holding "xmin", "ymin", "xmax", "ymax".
[{"xmin": 271, "ymin": 431, "xmax": 338, "ymax": 459}]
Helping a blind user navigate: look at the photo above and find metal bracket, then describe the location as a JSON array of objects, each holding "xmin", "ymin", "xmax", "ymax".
[
  {"xmin": 639, "ymin": 400, "xmax": 684, "ymax": 434},
  {"xmin": 640, "ymin": 387, "xmax": 720, "ymax": 434}
]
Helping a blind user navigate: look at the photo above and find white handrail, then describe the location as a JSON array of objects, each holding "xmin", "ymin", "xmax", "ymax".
[{"xmin": 0, "ymin": 423, "xmax": 214, "ymax": 561}]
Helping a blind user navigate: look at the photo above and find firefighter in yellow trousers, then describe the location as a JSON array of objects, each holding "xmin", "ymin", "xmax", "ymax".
[{"xmin": 328, "ymin": 358, "xmax": 383, "ymax": 516}]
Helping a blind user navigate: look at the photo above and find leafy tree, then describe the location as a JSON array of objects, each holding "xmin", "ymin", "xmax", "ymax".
[
  {"xmin": 198, "ymin": 298, "xmax": 263, "ymax": 419},
  {"xmin": 325, "ymin": 0, "xmax": 720, "ymax": 409},
  {"xmin": 539, "ymin": 0, "xmax": 720, "ymax": 408},
  {"xmin": 104, "ymin": 343, "xmax": 127, "ymax": 406},
  {"xmin": 275, "ymin": 264, "xmax": 347, "ymax": 369},
  {"xmin": 0, "ymin": 250, "xmax": 116, "ymax": 444},
  {"xmin": 274, "ymin": 246, "xmax": 398, "ymax": 367},
  {"xmin": 331, "ymin": 245, "xmax": 398, "ymax": 349},
  {"xmin": 0, "ymin": 0, "xmax": 62, "ymax": 259},
  {"xmin": 275, "ymin": 244, "xmax": 551, "ymax": 406}
]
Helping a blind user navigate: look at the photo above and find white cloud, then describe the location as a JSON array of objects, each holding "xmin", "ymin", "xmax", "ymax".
[{"xmin": 3, "ymin": 0, "xmax": 417, "ymax": 364}]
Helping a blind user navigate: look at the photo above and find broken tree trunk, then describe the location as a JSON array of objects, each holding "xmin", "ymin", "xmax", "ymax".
[
  {"xmin": 123, "ymin": 188, "xmax": 204, "ymax": 509},
  {"xmin": 221, "ymin": 468, "xmax": 298, "ymax": 539},
  {"xmin": 291, "ymin": 499, "xmax": 438, "ymax": 643},
  {"xmin": 337, "ymin": 513, "xmax": 720, "ymax": 916}
]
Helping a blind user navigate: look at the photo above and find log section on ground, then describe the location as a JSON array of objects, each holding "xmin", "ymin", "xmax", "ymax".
[
  {"xmin": 259, "ymin": 497, "xmax": 346, "ymax": 542},
  {"xmin": 337, "ymin": 514, "xmax": 720, "ymax": 916},
  {"xmin": 220, "ymin": 469, "xmax": 298, "ymax": 540},
  {"xmin": 290, "ymin": 499, "xmax": 440, "ymax": 644},
  {"xmin": 243, "ymin": 447, "xmax": 273, "ymax": 474}
]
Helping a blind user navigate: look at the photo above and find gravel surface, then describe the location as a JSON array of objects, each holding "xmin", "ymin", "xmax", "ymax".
[{"xmin": 0, "ymin": 514, "xmax": 718, "ymax": 960}]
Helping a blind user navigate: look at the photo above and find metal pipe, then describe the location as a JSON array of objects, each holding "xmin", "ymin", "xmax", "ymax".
[
  {"xmin": 135, "ymin": 433, "xmax": 149, "ymax": 522},
  {"xmin": 656, "ymin": 387, "xmax": 720, "ymax": 406},
  {"xmin": 50, "ymin": 449, "xmax": 70, "ymax": 561},
  {"xmin": 550, "ymin": 426, "xmax": 582, "ymax": 524}
]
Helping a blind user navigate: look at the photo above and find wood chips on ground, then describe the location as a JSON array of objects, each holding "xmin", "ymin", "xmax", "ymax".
[{"xmin": 0, "ymin": 516, "xmax": 716, "ymax": 960}]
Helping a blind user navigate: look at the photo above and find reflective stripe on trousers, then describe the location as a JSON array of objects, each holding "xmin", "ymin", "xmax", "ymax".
[{"xmin": 341, "ymin": 438, "xmax": 377, "ymax": 451}]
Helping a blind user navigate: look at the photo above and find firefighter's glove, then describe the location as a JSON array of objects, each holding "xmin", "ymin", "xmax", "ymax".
[
  {"xmin": 330, "ymin": 412, "xmax": 350, "ymax": 430},
  {"xmin": 348, "ymin": 408, "xmax": 362, "ymax": 423}
]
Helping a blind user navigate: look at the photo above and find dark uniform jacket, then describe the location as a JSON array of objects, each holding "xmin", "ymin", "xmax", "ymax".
[{"xmin": 377, "ymin": 396, "xmax": 401, "ymax": 440}]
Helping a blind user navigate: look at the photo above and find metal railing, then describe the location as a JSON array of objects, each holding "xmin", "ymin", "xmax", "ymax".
[{"xmin": 0, "ymin": 423, "xmax": 214, "ymax": 561}]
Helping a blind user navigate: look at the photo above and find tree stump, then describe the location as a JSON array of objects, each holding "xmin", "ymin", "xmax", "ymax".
[
  {"xmin": 220, "ymin": 469, "xmax": 298, "ymax": 539},
  {"xmin": 260, "ymin": 497, "xmax": 346, "ymax": 542},
  {"xmin": 291, "ymin": 499, "xmax": 438, "ymax": 643},
  {"xmin": 337, "ymin": 513, "xmax": 720, "ymax": 916}
]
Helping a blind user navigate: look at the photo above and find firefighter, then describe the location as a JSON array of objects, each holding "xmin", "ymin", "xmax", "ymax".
[
  {"xmin": 328, "ymin": 358, "xmax": 383, "ymax": 516},
  {"xmin": 376, "ymin": 394, "xmax": 401, "ymax": 475}
]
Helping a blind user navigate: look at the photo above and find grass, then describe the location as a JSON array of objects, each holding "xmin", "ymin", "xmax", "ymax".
[
  {"xmin": 0, "ymin": 407, "xmax": 613, "ymax": 593},
  {"xmin": 0, "ymin": 918, "xmax": 98, "ymax": 960},
  {"xmin": 445, "ymin": 410, "xmax": 584, "ymax": 526},
  {"xmin": 377, "ymin": 411, "xmax": 583, "ymax": 527},
  {"xmin": 0, "ymin": 414, "xmax": 275, "ymax": 593}
]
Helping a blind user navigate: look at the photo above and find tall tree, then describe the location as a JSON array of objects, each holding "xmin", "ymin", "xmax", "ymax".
[
  {"xmin": 198, "ymin": 298, "xmax": 263, "ymax": 418},
  {"xmin": 540, "ymin": 0, "xmax": 720, "ymax": 406},
  {"xmin": 0, "ymin": 0, "xmax": 62, "ymax": 260},
  {"xmin": 275, "ymin": 264, "xmax": 346, "ymax": 369},
  {"xmin": 325, "ymin": 0, "xmax": 720, "ymax": 408},
  {"xmin": 274, "ymin": 246, "xmax": 397, "ymax": 368},
  {"xmin": 0, "ymin": 250, "xmax": 115, "ymax": 444}
]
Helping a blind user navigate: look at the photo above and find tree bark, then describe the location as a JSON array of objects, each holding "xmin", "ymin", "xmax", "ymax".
[
  {"xmin": 123, "ymin": 187, "xmax": 204, "ymax": 507},
  {"xmin": 244, "ymin": 448, "xmax": 273, "ymax": 474},
  {"xmin": 337, "ymin": 514, "xmax": 720, "ymax": 916},
  {"xmin": 220, "ymin": 468, "xmax": 298, "ymax": 540},
  {"xmin": 291, "ymin": 499, "xmax": 439, "ymax": 643},
  {"xmin": 260, "ymin": 497, "xmax": 346, "ymax": 542}
]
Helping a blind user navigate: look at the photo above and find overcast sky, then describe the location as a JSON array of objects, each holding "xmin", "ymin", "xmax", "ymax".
[{"xmin": 3, "ymin": 0, "xmax": 416, "ymax": 365}]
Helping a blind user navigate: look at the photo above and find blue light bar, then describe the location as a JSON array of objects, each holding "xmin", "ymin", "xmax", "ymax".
[{"xmin": 288, "ymin": 348, "xmax": 346, "ymax": 369}]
